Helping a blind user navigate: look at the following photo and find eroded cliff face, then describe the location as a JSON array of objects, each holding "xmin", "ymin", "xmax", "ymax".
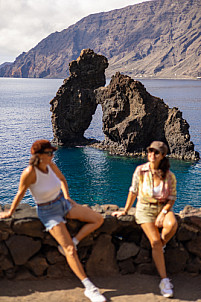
[
  {"xmin": 50, "ymin": 49, "xmax": 108, "ymax": 145},
  {"xmin": 1, "ymin": 0, "xmax": 201, "ymax": 79},
  {"xmin": 95, "ymin": 72, "xmax": 199, "ymax": 160},
  {"xmin": 50, "ymin": 49, "xmax": 199, "ymax": 160}
]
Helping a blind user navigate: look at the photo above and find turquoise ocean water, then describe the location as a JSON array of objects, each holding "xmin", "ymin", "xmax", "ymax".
[{"xmin": 0, "ymin": 77, "xmax": 201, "ymax": 213}]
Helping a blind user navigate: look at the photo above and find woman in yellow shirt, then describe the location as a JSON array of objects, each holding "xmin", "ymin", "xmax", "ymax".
[{"xmin": 113, "ymin": 141, "xmax": 178, "ymax": 298}]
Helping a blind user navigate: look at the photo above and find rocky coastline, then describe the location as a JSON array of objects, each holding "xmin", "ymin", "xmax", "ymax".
[
  {"xmin": 50, "ymin": 49, "xmax": 199, "ymax": 161},
  {"xmin": 0, "ymin": 204, "xmax": 200, "ymax": 280}
]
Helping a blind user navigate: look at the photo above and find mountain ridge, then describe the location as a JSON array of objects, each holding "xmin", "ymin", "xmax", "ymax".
[{"xmin": 1, "ymin": 0, "xmax": 201, "ymax": 79}]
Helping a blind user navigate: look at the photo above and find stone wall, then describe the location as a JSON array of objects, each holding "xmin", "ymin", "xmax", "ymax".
[{"xmin": 0, "ymin": 204, "xmax": 201, "ymax": 280}]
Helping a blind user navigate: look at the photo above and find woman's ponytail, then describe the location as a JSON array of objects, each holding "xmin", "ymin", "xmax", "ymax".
[
  {"xmin": 157, "ymin": 156, "xmax": 170, "ymax": 180},
  {"xmin": 29, "ymin": 154, "xmax": 40, "ymax": 167}
]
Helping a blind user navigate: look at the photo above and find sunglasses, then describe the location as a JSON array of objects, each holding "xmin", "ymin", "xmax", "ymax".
[
  {"xmin": 148, "ymin": 148, "xmax": 160, "ymax": 155},
  {"xmin": 42, "ymin": 151, "xmax": 54, "ymax": 156}
]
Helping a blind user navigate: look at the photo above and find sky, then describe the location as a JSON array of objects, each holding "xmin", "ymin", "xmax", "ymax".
[{"xmin": 0, "ymin": 0, "xmax": 152, "ymax": 65}]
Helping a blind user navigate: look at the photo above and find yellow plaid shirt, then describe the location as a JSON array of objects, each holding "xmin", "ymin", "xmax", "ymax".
[{"xmin": 129, "ymin": 162, "xmax": 177, "ymax": 204}]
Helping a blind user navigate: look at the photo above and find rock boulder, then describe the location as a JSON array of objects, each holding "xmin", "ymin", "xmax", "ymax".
[
  {"xmin": 50, "ymin": 49, "xmax": 108, "ymax": 146},
  {"xmin": 95, "ymin": 72, "xmax": 199, "ymax": 160}
]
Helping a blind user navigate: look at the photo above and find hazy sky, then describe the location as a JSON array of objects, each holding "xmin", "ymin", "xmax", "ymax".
[{"xmin": 0, "ymin": 0, "xmax": 151, "ymax": 65}]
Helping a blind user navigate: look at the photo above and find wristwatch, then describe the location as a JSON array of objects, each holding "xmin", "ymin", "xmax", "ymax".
[{"xmin": 162, "ymin": 208, "xmax": 168, "ymax": 214}]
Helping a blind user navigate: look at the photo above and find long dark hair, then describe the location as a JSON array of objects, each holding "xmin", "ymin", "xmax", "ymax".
[
  {"xmin": 157, "ymin": 156, "xmax": 170, "ymax": 180},
  {"xmin": 29, "ymin": 154, "xmax": 40, "ymax": 167}
]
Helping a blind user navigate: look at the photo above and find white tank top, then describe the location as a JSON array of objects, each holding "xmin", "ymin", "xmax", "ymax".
[
  {"xmin": 29, "ymin": 165, "xmax": 61, "ymax": 204},
  {"xmin": 153, "ymin": 182, "xmax": 162, "ymax": 197}
]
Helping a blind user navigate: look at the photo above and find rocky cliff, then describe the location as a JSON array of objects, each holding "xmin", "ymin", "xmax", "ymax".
[
  {"xmin": 1, "ymin": 0, "xmax": 201, "ymax": 79},
  {"xmin": 50, "ymin": 49, "xmax": 108, "ymax": 146},
  {"xmin": 50, "ymin": 49, "xmax": 199, "ymax": 160},
  {"xmin": 95, "ymin": 72, "xmax": 199, "ymax": 160}
]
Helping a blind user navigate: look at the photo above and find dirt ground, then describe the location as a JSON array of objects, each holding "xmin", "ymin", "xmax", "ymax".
[{"xmin": 0, "ymin": 273, "xmax": 201, "ymax": 302}]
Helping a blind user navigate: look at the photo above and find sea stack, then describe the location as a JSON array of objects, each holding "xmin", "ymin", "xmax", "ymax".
[
  {"xmin": 50, "ymin": 49, "xmax": 108, "ymax": 146},
  {"xmin": 95, "ymin": 72, "xmax": 199, "ymax": 160},
  {"xmin": 50, "ymin": 49, "xmax": 199, "ymax": 160}
]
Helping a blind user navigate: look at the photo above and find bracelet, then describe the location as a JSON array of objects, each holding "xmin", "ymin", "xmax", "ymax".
[
  {"xmin": 124, "ymin": 210, "xmax": 128, "ymax": 215},
  {"xmin": 162, "ymin": 208, "xmax": 168, "ymax": 214}
]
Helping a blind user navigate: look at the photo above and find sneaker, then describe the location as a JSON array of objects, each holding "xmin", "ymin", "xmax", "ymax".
[
  {"xmin": 84, "ymin": 287, "xmax": 106, "ymax": 302},
  {"xmin": 162, "ymin": 244, "xmax": 166, "ymax": 253},
  {"xmin": 159, "ymin": 278, "xmax": 173, "ymax": 298},
  {"xmin": 58, "ymin": 245, "xmax": 65, "ymax": 256}
]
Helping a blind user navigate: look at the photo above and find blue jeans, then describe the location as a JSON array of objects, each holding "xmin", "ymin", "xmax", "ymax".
[{"xmin": 36, "ymin": 194, "xmax": 72, "ymax": 231}]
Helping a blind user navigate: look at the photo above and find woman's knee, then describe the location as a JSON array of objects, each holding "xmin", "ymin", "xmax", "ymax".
[
  {"xmin": 151, "ymin": 238, "xmax": 162, "ymax": 250},
  {"xmin": 63, "ymin": 244, "xmax": 76, "ymax": 257},
  {"xmin": 165, "ymin": 217, "xmax": 178, "ymax": 232}
]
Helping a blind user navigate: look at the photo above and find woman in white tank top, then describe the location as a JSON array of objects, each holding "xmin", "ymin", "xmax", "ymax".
[{"xmin": 0, "ymin": 139, "xmax": 106, "ymax": 302}]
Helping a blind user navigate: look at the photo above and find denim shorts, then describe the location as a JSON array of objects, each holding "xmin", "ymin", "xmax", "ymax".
[
  {"xmin": 36, "ymin": 195, "xmax": 73, "ymax": 231},
  {"xmin": 135, "ymin": 201, "xmax": 164, "ymax": 224}
]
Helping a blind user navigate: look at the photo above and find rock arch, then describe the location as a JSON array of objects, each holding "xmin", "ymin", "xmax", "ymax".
[
  {"xmin": 50, "ymin": 49, "xmax": 199, "ymax": 160},
  {"xmin": 50, "ymin": 49, "xmax": 108, "ymax": 146}
]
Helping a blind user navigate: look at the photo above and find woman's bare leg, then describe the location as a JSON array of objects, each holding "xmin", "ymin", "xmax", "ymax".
[
  {"xmin": 49, "ymin": 222, "xmax": 86, "ymax": 280},
  {"xmin": 141, "ymin": 222, "xmax": 167, "ymax": 279},
  {"xmin": 66, "ymin": 204, "xmax": 104, "ymax": 242},
  {"xmin": 161, "ymin": 211, "xmax": 178, "ymax": 245}
]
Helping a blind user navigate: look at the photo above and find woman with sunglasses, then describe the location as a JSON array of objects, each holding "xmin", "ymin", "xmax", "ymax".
[
  {"xmin": 0, "ymin": 139, "xmax": 106, "ymax": 302},
  {"xmin": 112, "ymin": 141, "xmax": 178, "ymax": 298}
]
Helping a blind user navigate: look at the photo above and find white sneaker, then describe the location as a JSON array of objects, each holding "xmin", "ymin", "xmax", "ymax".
[
  {"xmin": 84, "ymin": 287, "xmax": 106, "ymax": 302},
  {"xmin": 58, "ymin": 241, "xmax": 78, "ymax": 256},
  {"xmin": 162, "ymin": 244, "xmax": 166, "ymax": 253},
  {"xmin": 58, "ymin": 245, "xmax": 65, "ymax": 256},
  {"xmin": 159, "ymin": 278, "xmax": 174, "ymax": 298}
]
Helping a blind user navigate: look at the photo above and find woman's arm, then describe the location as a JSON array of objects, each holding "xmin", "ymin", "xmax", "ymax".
[
  {"xmin": 155, "ymin": 171, "xmax": 177, "ymax": 227},
  {"xmin": 112, "ymin": 191, "xmax": 137, "ymax": 217},
  {"xmin": 0, "ymin": 166, "xmax": 35, "ymax": 219}
]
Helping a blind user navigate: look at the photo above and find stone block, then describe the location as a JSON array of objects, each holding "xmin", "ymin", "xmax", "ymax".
[
  {"xmin": 12, "ymin": 218, "xmax": 44, "ymax": 239},
  {"xmin": 42, "ymin": 233, "xmax": 58, "ymax": 247},
  {"xmin": 6, "ymin": 235, "xmax": 41, "ymax": 265},
  {"xmin": 186, "ymin": 256, "xmax": 201, "ymax": 274},
  {"xmin": 137, "ymin": 262, "xmax": 157, "ymax": 275},
  {"xmin": 0, "ymin": 230, "xmax": 10, "ymax": 241},
  {"xmin": 140, "ymin": 233, "xmax": 151, "ymax": 250},
  {"xmin": 26, "ymin": 254, "xmax": 49, "ymax": 276},
  {"xmin": 13, "ymin": 204, "xmax": 38, "ymax": 219},
  {"xmin": 45, "ymin": 247, "xmax": 66, "ymax": 264},
  {"xmin": 95, "ymin": 216, "xmax": 120, "ymax": 235},
  {"xmin": 15, "ymin": 267, "xmax": 37, "ymax": 280},
  {"xmin": 133, "ymin": 248, "xmax": 151, "ymax": 264},
  {"xmin": 117, "ymin": 242, "xmax": 140, "ymax": 261},
  {"xmin": 0, "ymin": 217, "xmax": 13, "ymax": 234},
  {"xmin": 86, "ymin": 234, "xmax": 119, "ymax": 276},
  {"xmin": 118, "ymin": 258, "xmax": 136, "ymax": 275},
  {"xmin": 165, "ymin": 246, "xmax": 189, "ymax": 273},
  {"xmin": 0, "ymin": 242, "xmax": 14, "ymax": 270},
  {"xmin": 189, "ymin": 216, "xmax": 201, "ymax": 230},
  {"xmin": 177, "ymin": 223, "xmax": 198, "ymax": 241},
  {"xmin": 185, "ymin": 234, "xmax": 201, "ymax": 258},
  {"xmin": 46, "ymin": 263, "xmax": 73, "ymax": 279},
  {"xmin": 66, "ymin": 219, "xmax": 85, "ymax": 237}
]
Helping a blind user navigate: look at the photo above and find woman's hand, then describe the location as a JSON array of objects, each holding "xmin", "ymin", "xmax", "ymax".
[
  {"xmin": 67, "ymin": 197, "xmax": 77, "ymax": 206},
  {"xmin": 155, "ymin": 212, "xmax": 165, "ymax": 228},
  {"xmin": 112, "ymin": 210, "xmax": 127, "ymax": 218},
  {"xmin": 0, "ymin": 210, "xmax": 12, "ymax": 219}
]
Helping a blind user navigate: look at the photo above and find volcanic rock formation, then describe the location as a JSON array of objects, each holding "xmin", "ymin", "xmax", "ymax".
[
  {"xmin": 50, "ymin": 49, "xmax": 108, "ymax": 145},
  {"xmin": 50, "ymin": 49, "xmax": 199, "ymax": 160},
  {"xmin": 95, "ymin": 72, "xmax": 199, "ymax": 160}
]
